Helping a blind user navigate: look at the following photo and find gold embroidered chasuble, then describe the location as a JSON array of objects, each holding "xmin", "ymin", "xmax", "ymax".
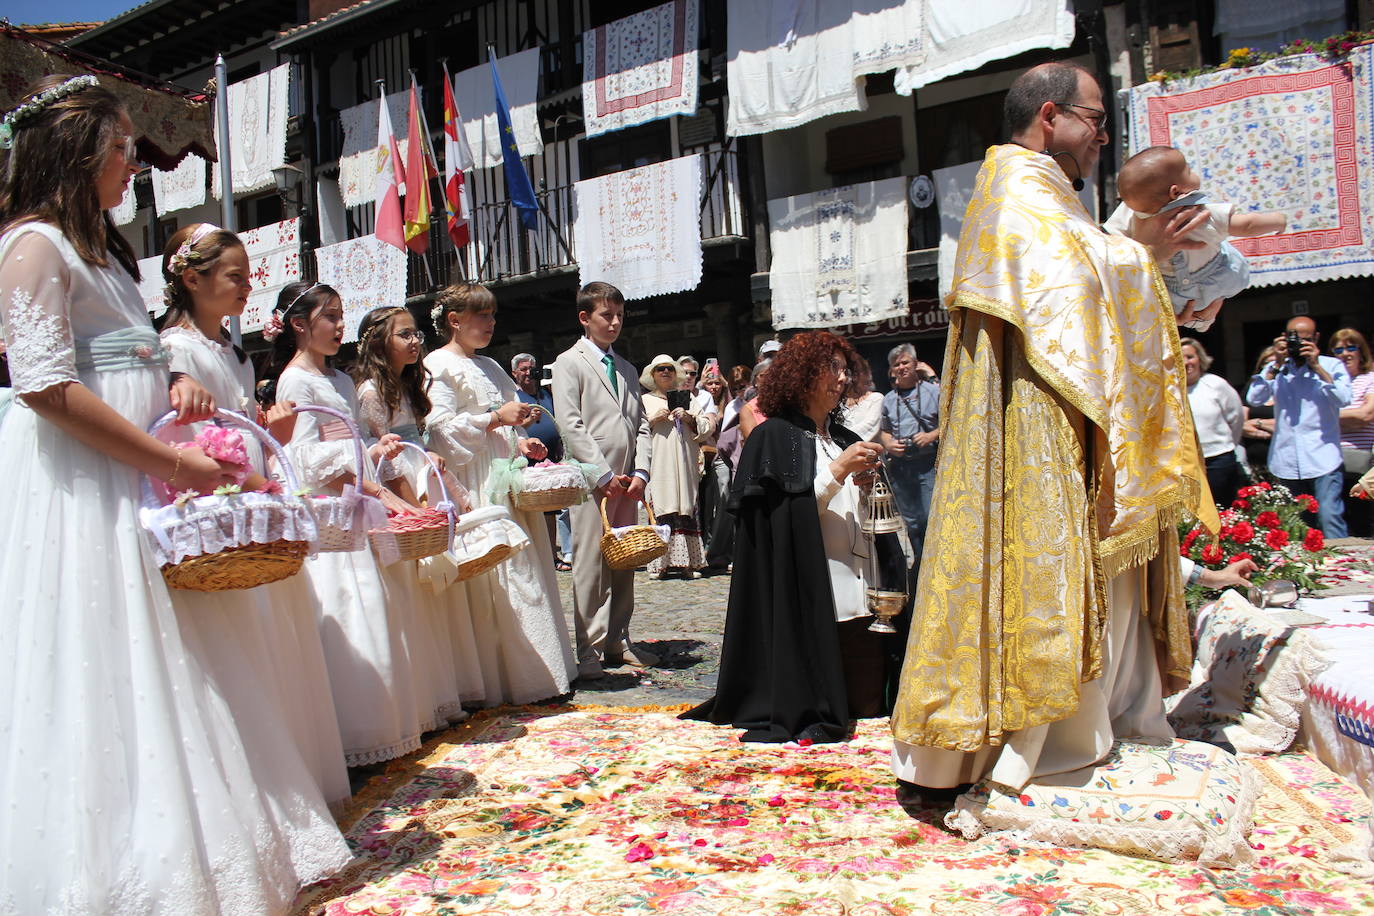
[{"xmin": 891, "ymin": 144, "xmax": 1218, "ymax": 753}]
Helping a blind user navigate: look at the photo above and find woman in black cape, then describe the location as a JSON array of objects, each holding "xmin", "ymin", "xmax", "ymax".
[{"xmin": 682, "ymin": 331, "xmax": 906, "ymax": 743}]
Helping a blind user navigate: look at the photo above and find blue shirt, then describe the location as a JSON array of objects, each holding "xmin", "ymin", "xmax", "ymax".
[
  {"xmin": 1245, "ymin": 354, "xmax": 1351, "ymax": 479},
  {"xmin": 516, "ymin": 385, "xmax": 560, "ymax": 462},
  {"xmin": 880, "ymin": 380, "xmax": 940, "ymax": 467}
]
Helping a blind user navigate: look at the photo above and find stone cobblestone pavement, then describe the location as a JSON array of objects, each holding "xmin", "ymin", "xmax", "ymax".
[{"xmin": 555, "ymin": 566, "xmax": 731, "ymax": 708}]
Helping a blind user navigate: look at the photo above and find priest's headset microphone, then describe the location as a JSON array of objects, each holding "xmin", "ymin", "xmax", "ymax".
[{"xmin": 1047, "ymin": 149, "xmax": 1085, "ymax": 192}]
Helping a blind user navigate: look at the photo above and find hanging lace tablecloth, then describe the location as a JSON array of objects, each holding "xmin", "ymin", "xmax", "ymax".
[
  {"xmin": 1123, "ymin": 45, "xmax": 1374, "ymax": 287},
  {"xmin": 211, "ymin": 63, "xmax": 290, "ymax": 198},
  {"xmin": 152, "ymin": 153, "xmax": 207, "ymax": 216},
  {"xmin": 453, "ymin": 49, "xmax": 542, "ymax": 170},
  {"xmin": 767, "ymin": 176, "xmax": 908, "ymax": 329},
  {"xmin": 573, "ymin": 153, "xmax": 702, "ymax": 300},
  {"xmin": 314, "ymin": 234, "xmax": 407, "ymax": 344},
  {"xmin": 893, "ymin": 0, "xmax": 1075, "ymax": 95},
  {"xmin": 337, "ymin": 91, "xmax": 409, "ymax": 208},
  {"xmin": 583, "ymin": 0, "xmax": 699, "ymax": 139}
]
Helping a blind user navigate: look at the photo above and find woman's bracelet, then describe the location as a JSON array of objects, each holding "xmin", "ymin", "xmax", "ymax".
[{"xmin": 167, "ymin": 449, "xmax": 184, "ymax": 487}]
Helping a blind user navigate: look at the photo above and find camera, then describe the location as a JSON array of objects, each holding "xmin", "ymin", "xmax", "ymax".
[
  {"xmin": 1285, "ymin": 329, "xmax": 1304, "ymax": 365},
  {"xmin": 666, "ymin": 389, "xmax": 692, "ymax": 412}
]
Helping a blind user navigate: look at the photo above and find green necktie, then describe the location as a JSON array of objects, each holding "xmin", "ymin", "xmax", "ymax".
[{"xmin": 603, "ymin": 353, "xmax": 619, "ymax": 395}]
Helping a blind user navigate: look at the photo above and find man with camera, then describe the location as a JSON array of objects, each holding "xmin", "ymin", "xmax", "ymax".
[
  {"xmin": 1247, "ymin": 315, "xmax": 1352, "ymax": 536},
  {"xmin": 879, "ymin": 343, "xmax": 940, "ymax": 566}
]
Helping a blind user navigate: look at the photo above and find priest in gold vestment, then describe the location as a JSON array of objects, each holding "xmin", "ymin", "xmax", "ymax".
[{"xmin": 890, "ymin": 63, "xmax": 1219, "ymax": 791}]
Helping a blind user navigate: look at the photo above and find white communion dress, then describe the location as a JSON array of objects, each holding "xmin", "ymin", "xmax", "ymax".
[
  {"xmin": 276, "ymin": 365, "xmax": 447, "ymax": 763},
  {"xmin": 0, "ymin": 222, "xmax": 349, "ymax": 914},
  {"xmin": 161, "ymin": 323, "xmax": 352, "ymax": 806},
  {"xmin": 425, "ymin": 348, "xmax": 576, "ymax": 705},
  {"xmin": 357, "ymin": 378, "xmax": 483, "ymax": 707}
]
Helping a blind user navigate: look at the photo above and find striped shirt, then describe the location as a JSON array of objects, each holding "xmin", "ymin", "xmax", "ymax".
[{"xmin": 1343, "ymin": 371, "xmax": 1374, "ymax": 450}]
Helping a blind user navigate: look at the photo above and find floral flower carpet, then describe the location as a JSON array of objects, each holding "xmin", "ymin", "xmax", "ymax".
[{"xmin": 293, "ymin": 709, "xmax": 1372, "ymax": 915}]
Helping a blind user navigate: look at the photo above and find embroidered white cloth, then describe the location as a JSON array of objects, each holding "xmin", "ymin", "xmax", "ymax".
[
  {"xmin": 894, "ymin": 0, "xmax": 1076, "ymax": 95},
  {"xmin": 573, "ymin": 153, "xmax": 702, "ymax": 300},
  {"xmin": 239, "ymin": 218, "xmax": 301, "ymax": 333},
  {"xmin": 109, "ymin": 182, "xmax": 137, "ymax": 226},
  {"xmin": 933, "ymin": 159, "xmax": 1097, "ymax": 299},
  {"xmin": 314, "ymin": 234, "xmax": 407, "ymax": 343},
  {"xmin": 725, "ymin": 0, "xmax": 867, "ymax": 137},
  {"xmin": 453, "ymin": 48, "xmax": 542, "ymax": 170},
  {"xmin": 1123, "ymin": 46, "xmax": 1374, "ymax": 286},
  {"xmin": 137, "ymin": 255, "xmax": 164, "ymax": 314},
  {"xmin": 767, "ymin": 176, "xmax": 908, "ymax": 329},
  {"xmin": 337, "ymin": 90, "xmax": 409, "ymax": 208},
  {"xmin": 212, "ymin": 64, "xmax": 290, "ymax": 197},
  {"xmin": 851, "ymin": 0, "xmax": 925, "ymax": 78},
  {"xmin": 151, "ymin": 152, "xmax": 207, "ymax": 216},
  {"xmin": 583, "ymin": 0, "xmax": 700, "ymax": 139}
]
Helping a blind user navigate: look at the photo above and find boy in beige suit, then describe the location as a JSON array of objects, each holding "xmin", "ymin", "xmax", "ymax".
[{"xmin": 552, "ymin": 282, "xmax": 655, "ymax": 680}]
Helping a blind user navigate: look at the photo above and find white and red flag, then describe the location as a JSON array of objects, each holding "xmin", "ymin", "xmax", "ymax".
[
  {"xmin": 373, "ymin": 83, "xmax": 406, "ymax": 251},
  {"xmin": 441, "ymin": 63, "xmax": 474, "ymax": 249}
]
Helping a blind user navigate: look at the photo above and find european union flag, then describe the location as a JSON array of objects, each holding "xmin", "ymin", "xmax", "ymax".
[{"xmin": 491, "ymin": 56, "xmax": 539, "ymax": 231}]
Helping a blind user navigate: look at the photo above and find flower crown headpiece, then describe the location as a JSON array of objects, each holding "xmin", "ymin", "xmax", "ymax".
[
  {"xmin": 263, "ymin": 281, "xmax": 322, "ymax": 342},
  {"xmin": 358, "ymin": 306, "xmax": 408, "ymax": 352},
  {"xmin": 167, "ymin": 223, "xmax": 222, "ymax": 275},
  {"xmin": 0, "ymin": 76, "xmax": 100, "ymax": 150}
]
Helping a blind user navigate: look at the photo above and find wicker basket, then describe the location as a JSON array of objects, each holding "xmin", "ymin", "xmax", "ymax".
[
  {"xmin": 292, "ymin": 404, "xmax": 382, "ymax": 553},
  {"xmin": 449, "ymin": 505, "xmax": 529, "ymax": 582},
  {"xmin": 599, "ymin": 497, "xmax": 669, "ymax": 571},
  {"xmin": 142, "ymin": 409, "xmax": 314, "ymax": 592},
  {"xmin": 513, "ymin": 484, "xmax": 584, "ymax": 513},
  {"xmin": 368, "ymin": 442, "xmax": 456, "ymax": 564}
]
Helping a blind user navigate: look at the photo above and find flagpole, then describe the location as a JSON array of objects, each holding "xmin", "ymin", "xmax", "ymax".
[{"xmin": 214, "ymin": 53, "xmax": 240, "ymax": 347}]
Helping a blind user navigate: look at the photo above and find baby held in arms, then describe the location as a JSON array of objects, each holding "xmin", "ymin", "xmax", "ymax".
[{"xmin": 1105, "ymin": 146, "xmax": 1287, "ymax": 332}]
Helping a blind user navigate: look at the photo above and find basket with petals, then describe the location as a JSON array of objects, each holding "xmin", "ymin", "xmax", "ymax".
[
  {"xmin": 141, "ymin": 409, "xmax": 317, "ymax": 591},
  {"xmin": 369, "ymin": 441, "xmax": 457, "ymax": 564},
  {"xmin": 599, "ymin": 497, "xmax": 670, "ymax": 571},
  {"xmin": 292, "ymin": 405, "xmax": 388, "ymax": 552},
  {"xmin": 488, "ymin": 455, "xmax": 595, "ymax": 513}
]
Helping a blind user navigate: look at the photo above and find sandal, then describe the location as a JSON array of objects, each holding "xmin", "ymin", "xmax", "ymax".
[{"xmin": 554, "ymin": 559, "xmax": 572, "ymax": 572}]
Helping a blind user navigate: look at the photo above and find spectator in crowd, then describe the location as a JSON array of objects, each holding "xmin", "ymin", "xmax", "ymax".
[
  {"xmin": 1242, "ymin": 345, "xmax": 1277, "ymax": 475},
  {"xmin": 697, "ymin": 365, "xmax": 732, "ymax": 572},
  {"xmin": 1246, "ymin": 316, "xmax": 1352, "ymax": 537},
  {"xmin": 704, "ymin": 365, "xmax": 753, "ymax": 571},
  {"xmin": 511, "ymin": 352, "xmax": 571, "ymax": 569},
  {"xmin": 879, "ymin": 343, "xmax": 940, "ymax": 564},
  {"xmin": 842, "ymin": 360, "xmax": 884, "ymax": 442},
  {"xmin": 677, "ymin": 355, "xmax": 719, "ymax": 418},
  {"xmin": 1332, "ymin": 328, "xmax": 1374, "ymax": 536},
  {"xmin": 757, "ymin": 339, "xmax": 781, "ymax": 363},
  {"xmin": 1181, "ymin": 337, "xmax": 1245, "ymax": 509},
  {"xmin": 739, "ymin": 360, "xmax": 771, "ymax": 441},
  {"xmin": 641, "ymin": 354, "xmax": 712, "ymax": 578}
]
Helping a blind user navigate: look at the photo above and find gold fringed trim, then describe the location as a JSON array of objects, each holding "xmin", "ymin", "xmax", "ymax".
[{"xmin": 1098, "ymin": 484, "xmax": 1194, "ymax": 580}]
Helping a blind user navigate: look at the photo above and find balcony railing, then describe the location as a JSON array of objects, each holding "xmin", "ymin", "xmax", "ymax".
[{"xmin": 402, "ymin": 145, "xmax": 748, "ymax": 295}]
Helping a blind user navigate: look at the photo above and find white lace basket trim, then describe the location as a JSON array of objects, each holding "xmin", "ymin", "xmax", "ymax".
[
  {"xmin": 944, "ymin": 761, "xmax": 1262, "ymax": 868},
  {"xmin": 521, "ymin": 464, "xmax": 588, "ymax": 492},
  {"xmin": 303, "ymin": 486, "xmax": 388, "ymax": 554},
  {"xmin": 451, "ymin": 505, "xmax": 531, "ymax": 565},
  {"xmin": 140, "ymin": 492, "xmax": 319, "ymax": 566}
]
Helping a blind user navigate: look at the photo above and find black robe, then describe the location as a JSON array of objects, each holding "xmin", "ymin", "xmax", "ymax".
[{"xmin": 681, "ymin": 410, "xmax": 904, "ymax": 743}]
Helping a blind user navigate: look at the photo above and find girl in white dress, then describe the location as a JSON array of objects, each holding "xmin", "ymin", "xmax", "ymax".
[
  {"xmin": 425, "ymin": 282, "xmax": 576, "ymax": 704},
  {"xmin": 352, "ymin": 304, "xmax": 483, "ymax": 708},
  {"xmin": 0, "ymin": 76, "xmax": 348, "ymax": 913},
  {"xmin": 269, "ymin": 280, "xmax": 451, "ymax": 764},
  {"xmin": 156, "ymin": 222, "xmax": 352, "ymax": 806}
]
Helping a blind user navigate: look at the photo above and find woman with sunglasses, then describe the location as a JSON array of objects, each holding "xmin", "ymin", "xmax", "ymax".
[{"xmin": 1333, "ymin": 328, "xmax": 1374, "ymax": 534}]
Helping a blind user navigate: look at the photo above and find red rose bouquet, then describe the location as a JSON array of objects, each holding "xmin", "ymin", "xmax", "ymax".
[{"xmin": 1178, "ymin": 481, "xmax": 1332, "ymax": 596}]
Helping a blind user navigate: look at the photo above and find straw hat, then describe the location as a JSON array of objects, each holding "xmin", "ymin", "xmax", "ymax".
[{"xmin": 639, "ymin": 353, "xmax": 679, "ymax": 390}]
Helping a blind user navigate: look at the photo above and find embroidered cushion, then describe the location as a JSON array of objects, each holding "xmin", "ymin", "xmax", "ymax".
[
  {"xmin": 1167, "ymin": 590, "xmax": 1325, "ymax": 754},
  {"xmin": 946, "ymin": 737, "xmax": 1259, "ymax": 867}
]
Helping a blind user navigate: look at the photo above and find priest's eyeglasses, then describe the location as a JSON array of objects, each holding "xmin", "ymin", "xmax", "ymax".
[{"xmin": 1058, "ymin": 102, "xmax": 1109, "ymax": 134}]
